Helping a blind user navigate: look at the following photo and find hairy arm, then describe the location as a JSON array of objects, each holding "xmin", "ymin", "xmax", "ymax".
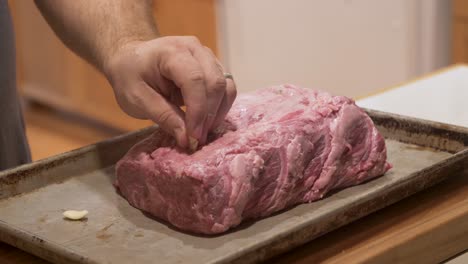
[
  {"xmin": 34, "ymin": 0, "xmax": 236, "ymax": 149},
  {"xmin": 34, "ymin": 0, "xmax": 157, "ymax": 71}
]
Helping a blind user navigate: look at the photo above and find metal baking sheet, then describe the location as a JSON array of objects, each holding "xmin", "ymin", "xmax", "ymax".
[{"xmin": 0, "ymin": 110, "xmax": 467, "ymax": 264}]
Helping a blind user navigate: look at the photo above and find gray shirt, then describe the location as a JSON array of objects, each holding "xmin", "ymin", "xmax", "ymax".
[{"xmin": 0, "ymin": 0, "xmax": 31, "ymax": 170}]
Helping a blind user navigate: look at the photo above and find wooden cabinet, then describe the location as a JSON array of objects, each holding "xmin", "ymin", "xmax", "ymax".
[
  {"xmin": 453, "ymin": 0, "xmax": 468, "ymax": 63},
  {"xmin": 9, "ymin": 0, "xmax": 217, "ymax": 131}
]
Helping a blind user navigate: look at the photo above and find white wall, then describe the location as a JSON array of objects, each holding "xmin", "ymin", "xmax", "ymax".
[
  {"xmin": 417, "ymin": 0, "xmax": 452, "ymax": 75},
  {"xmin": 216, "ymin": 0, "xmax": 451, "ymax": 98}
]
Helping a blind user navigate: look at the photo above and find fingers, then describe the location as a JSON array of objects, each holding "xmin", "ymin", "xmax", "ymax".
[
  {"xmin": 126, "ymin": 83, "xmax": 188, "ymax": 148},
  {"xmin": 191, "ymin": 46, "xmax": 227, "ymax": 143},
  {"xmin": 213, "ymin": 76, "xmax": 237, "ymax": 128},
  {"xmin": 198, "ymin": 46, "xmax": 237, "ymax": 131},
  {"xmin": 157, "ymin": 36, "xmax": 237, "ymax": 146},
  {"xmin": 160, "ymin": 50, "xmax": 208, "ymax": 141}
]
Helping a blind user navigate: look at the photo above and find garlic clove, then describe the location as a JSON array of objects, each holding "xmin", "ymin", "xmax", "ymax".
[{"xmin": 63, "ymin": 210, "xmax": 88, "ymax": 220}]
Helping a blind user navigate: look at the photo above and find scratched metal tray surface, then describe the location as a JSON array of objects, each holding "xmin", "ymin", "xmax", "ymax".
[{"xmin": 0, "ymin": 109, "xmax": 467, "ymax": 264}]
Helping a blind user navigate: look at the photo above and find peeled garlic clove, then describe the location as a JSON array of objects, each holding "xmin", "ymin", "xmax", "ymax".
[
  {"xmin": 189, "ymin": 136, "xmax": 198, "ymax": 152},
  {"xmin": 63, "ymin": 210, "xmax": 88, "ymax": 220}
]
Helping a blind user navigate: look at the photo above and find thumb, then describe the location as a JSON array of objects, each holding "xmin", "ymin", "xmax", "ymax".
[{"xmin": 137, "ymin": 84, "xmax": 188, "ymax": 148}]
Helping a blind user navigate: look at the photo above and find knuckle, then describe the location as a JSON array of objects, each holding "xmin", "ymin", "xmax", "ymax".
[
  {"xmin": 204, "ymin": 46, "xmax": 215, "ymax": 54},
  {"xmin": 188, "ymin": 71, "xmax": 205, "ymax": 83},
  {"xmin": 159, "ymin": 38, "xmax": 185, "ymax": 54},
  {"xmin": 171, "ymin": 42, "xmax": 187, "ymax": 52},
  {"xmin": 162, "ymin": 45, "xmax": 179, "ymax": 56},
  {"xmin": 156, "ymin": 109, "xmax": 174, "ymax": 125},
  {"xmin": 125, "ymin": 89, "xmax": 144, "ymax": 105},
  {"xmin": 209, "ymin": 76, "xmax": 227, "ymax": 93},
  {"xmin": 162, "ymin": 56, "xmax": 182, "ymax": 75},
  {"xmin": 185, "ymin": 36, "xmax": 201, "ymax": 45}
]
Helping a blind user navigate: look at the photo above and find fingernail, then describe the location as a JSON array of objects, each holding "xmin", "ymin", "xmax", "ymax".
[
  {"xmin": 189, "ymin": 136, "xmax": 199, "ymax": 152},
  {"xmin": 174, "ymin": 127, "xmax": 188, "ymax": 148}
]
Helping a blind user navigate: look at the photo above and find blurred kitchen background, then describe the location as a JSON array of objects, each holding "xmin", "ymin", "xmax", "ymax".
[{"xmin": 7, "ymin": 0, "xmax": 467, "ymax": 161}]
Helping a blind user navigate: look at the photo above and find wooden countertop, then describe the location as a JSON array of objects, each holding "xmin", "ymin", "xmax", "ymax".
[
  {"xmin": 1, "ymin": 66, "xmax": 468, "ymax": 263},
  {"xmin": 272, "ymin": 170, "xmax": 468, "ymax": 264}
]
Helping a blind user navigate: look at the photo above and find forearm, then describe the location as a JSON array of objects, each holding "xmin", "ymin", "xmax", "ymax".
[{"xmin": 34, "ymin": 0, "xmax": 159, "ymax": 71}]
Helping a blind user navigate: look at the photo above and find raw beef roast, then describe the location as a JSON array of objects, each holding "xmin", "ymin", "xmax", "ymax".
[{"xmin": 115, "ymin": 85, "xmax": 391, "ymax": 234}]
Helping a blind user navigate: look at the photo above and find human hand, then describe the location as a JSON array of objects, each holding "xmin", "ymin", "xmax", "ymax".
[{"xmin": 104, "ymin": 36, "xmax": 237, "ymax": 149}]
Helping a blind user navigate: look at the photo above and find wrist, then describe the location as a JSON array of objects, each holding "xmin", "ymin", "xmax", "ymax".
[
  {"xmin": 102, "ymin": 38, "xmax": 148, "ymax": 80},
  {"xmin": 102, "ymin": 24, "xmax": 159, "ymax": 72}
]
